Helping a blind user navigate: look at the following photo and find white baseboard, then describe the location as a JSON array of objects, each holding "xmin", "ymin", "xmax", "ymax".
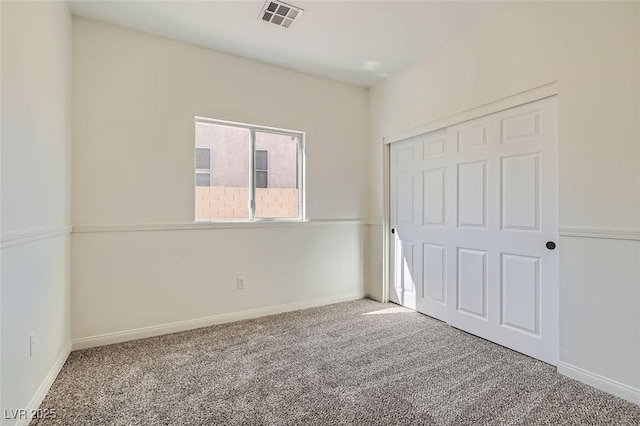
[
  {"xmin": 557, "ymin": 361, "xmax": 640, "ymax": 405},
  {"xmin": 13, "ymin": 341, "xmax": 71, "ymax": 426},
  {"xmin": 72, "ymin": 293, "xmax": 365, "ymax": 351}
]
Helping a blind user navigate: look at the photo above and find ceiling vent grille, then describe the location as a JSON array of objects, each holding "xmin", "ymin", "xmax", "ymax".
[{"xmin": 259, "ymin": 0, "xmax": 303, "ymax": 29}]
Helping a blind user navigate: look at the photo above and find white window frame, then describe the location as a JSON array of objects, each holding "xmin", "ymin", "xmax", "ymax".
[{"xmin": 194, "ymin": 116, "xmax": 305, "ymax": 222}]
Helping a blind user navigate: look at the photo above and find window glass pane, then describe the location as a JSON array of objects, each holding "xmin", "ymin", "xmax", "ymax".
[
  {"xmin": 256, "ymin": 150, "xmax": 268, "ymax": 171},
  {"xmin": 195, "ymin": 173, "xmax": 210, "ymax": 187},
  {"xmin": 195, "ymin": 121, "xmax": 250, "ymax": 221},
  {"xmin": 256, "ymin": 170, "xmax": 268, "ymax": 188},
  {"xmin": 254, "ymin": 131, "xmax": 299, "ymax": 219},
  {"xmin": 195, "ymin": 148, "xmax": 211, "ymax": 169}
]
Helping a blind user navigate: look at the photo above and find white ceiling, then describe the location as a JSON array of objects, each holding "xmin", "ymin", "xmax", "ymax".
[{"xmin": 68, "ymin": 1, "xmax": 510, "ymax": 87}]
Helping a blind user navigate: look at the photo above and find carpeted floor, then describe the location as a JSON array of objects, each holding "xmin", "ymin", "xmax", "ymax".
[{"xmin": 33, "ymin": 299, "xmax": 640, "ymax": 425}]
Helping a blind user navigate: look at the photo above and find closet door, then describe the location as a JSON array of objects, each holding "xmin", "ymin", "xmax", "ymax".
[
  {"xmin": 389, "ymin": 129, "xmax": 448, "ymax": 321},
  {"xmin": 446, "ymin": 96, "xmax": 558, "ymax": 365},
  {"xmin": 390, "ymin": 96, "xmax": 558, "ymax": 365}
]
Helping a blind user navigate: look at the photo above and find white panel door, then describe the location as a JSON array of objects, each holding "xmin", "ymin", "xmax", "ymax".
[
  {"xmin": 446, "ymin": 96, "xmax": 558, "ymax": 365},
  {"xmin": 390, "ymin": 130, "xmax": 448, "ymax": 320},
  {"xmin": 389, "ymin": 96, "xmax": 558, "ymax": 365}
]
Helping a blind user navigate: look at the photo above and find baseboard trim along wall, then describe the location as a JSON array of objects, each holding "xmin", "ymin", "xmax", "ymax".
[
  {"xmin": 1, "ymin": 226, "xmax": 72, "ymax": 249},
  {"xmin": 557, "ymin": 362, "xmax": 640, "ymax": 405},
  {"xmin": 72, "ymin": 293, "xmax": 365, "ymax": 350},
  {"xmin": 13, "ymin": 342, "xmax": 71, "ymax": 426}
]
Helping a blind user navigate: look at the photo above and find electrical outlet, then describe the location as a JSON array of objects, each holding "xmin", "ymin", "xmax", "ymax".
[
  {"xmin": 30, "ymin": 332, "xmax": 36, "ymax": 357},
  {"xmin": 236, "ymin": 277, "xmax": 246, "ymax": 290}
]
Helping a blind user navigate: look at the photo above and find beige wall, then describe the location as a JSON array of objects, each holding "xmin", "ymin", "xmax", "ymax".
[
  {"xmin": 72, "ymin": 18, "xmax": 368, "ymax": 345},
  {"xmin": 368, "ymin": 1, "xmax": 640, "ymax": 398},
  {"xmin": 1, "ymin": 1, "xmax": 72, "ymax": 423},
  {"xmin": 73, "ymin": 18, "xmax": 367, "ymax": 226}
]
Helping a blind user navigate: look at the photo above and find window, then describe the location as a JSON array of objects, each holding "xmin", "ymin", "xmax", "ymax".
[
  {"xmin": 195, "ymin": 148, "xmax": 211, "ymax": 169},
  {"xmin": 194, "ymin": 117, "xmax": 303, "ymax": 222},
  {"xmin": 195, "ymin": 173, "xmax": 211, "ymax": 187},
  {"xmin": 195, "ymin": 148, "xmax": 211, "ymax": 187},
  {"xmin": 255, "ymin": 150, "xmax": 268, "ymax": 189}
]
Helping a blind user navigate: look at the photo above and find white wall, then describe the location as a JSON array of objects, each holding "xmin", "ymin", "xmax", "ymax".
[
  {"xmin": 1, "ymin": 2, "xmax": 72, "ymax": 424},
  {"xmin": 71, "ymin": 18, "xmax": 368, "ymax": 345},
  {"xmin": 71, "ymin": 224, "xmax": 364, "ymax": 345},
  {"xmin": 368, "ymin": 2, "xmax": 640, "ymax": 400}
]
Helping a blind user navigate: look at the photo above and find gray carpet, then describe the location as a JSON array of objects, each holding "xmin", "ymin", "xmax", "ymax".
[{"xmin": 33, "ymin": 299, "xmax": 640, "ymax": 425}]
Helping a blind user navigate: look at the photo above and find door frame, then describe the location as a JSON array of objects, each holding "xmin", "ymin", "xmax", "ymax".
[
  {"xmin": 382, "ymin": 81, "xmax": 559, "ymax": 304},
  {"xmin": 382, "ymin": 142, "xmax": 391, "ymax": 303}
]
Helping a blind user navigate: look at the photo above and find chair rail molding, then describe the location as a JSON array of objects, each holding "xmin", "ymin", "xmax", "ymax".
[
  {"xmin": 71, "ymin": 220, "xmax": 366, "ymax": 234},
  {"xmin": 559, "ymin": 227, "xmax": 640, "ymax": 241},
  {"xmin": 1, "ymin": 225, "xmax": 72, "ymax": 249}
]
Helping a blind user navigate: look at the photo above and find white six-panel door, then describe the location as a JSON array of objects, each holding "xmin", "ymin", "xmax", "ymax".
[
  {"xmin": 390, "ymin": 97, "xmax": 558, "ymax": 365},
  {"xmin": 390, "ymin": 129, "xmax": 448, "ymax": 320}
]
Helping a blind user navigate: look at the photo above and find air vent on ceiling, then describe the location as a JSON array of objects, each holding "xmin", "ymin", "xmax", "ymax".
[{"xmin": 259, "ymin": 0, "xmax": 303, "ymax": 29}]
